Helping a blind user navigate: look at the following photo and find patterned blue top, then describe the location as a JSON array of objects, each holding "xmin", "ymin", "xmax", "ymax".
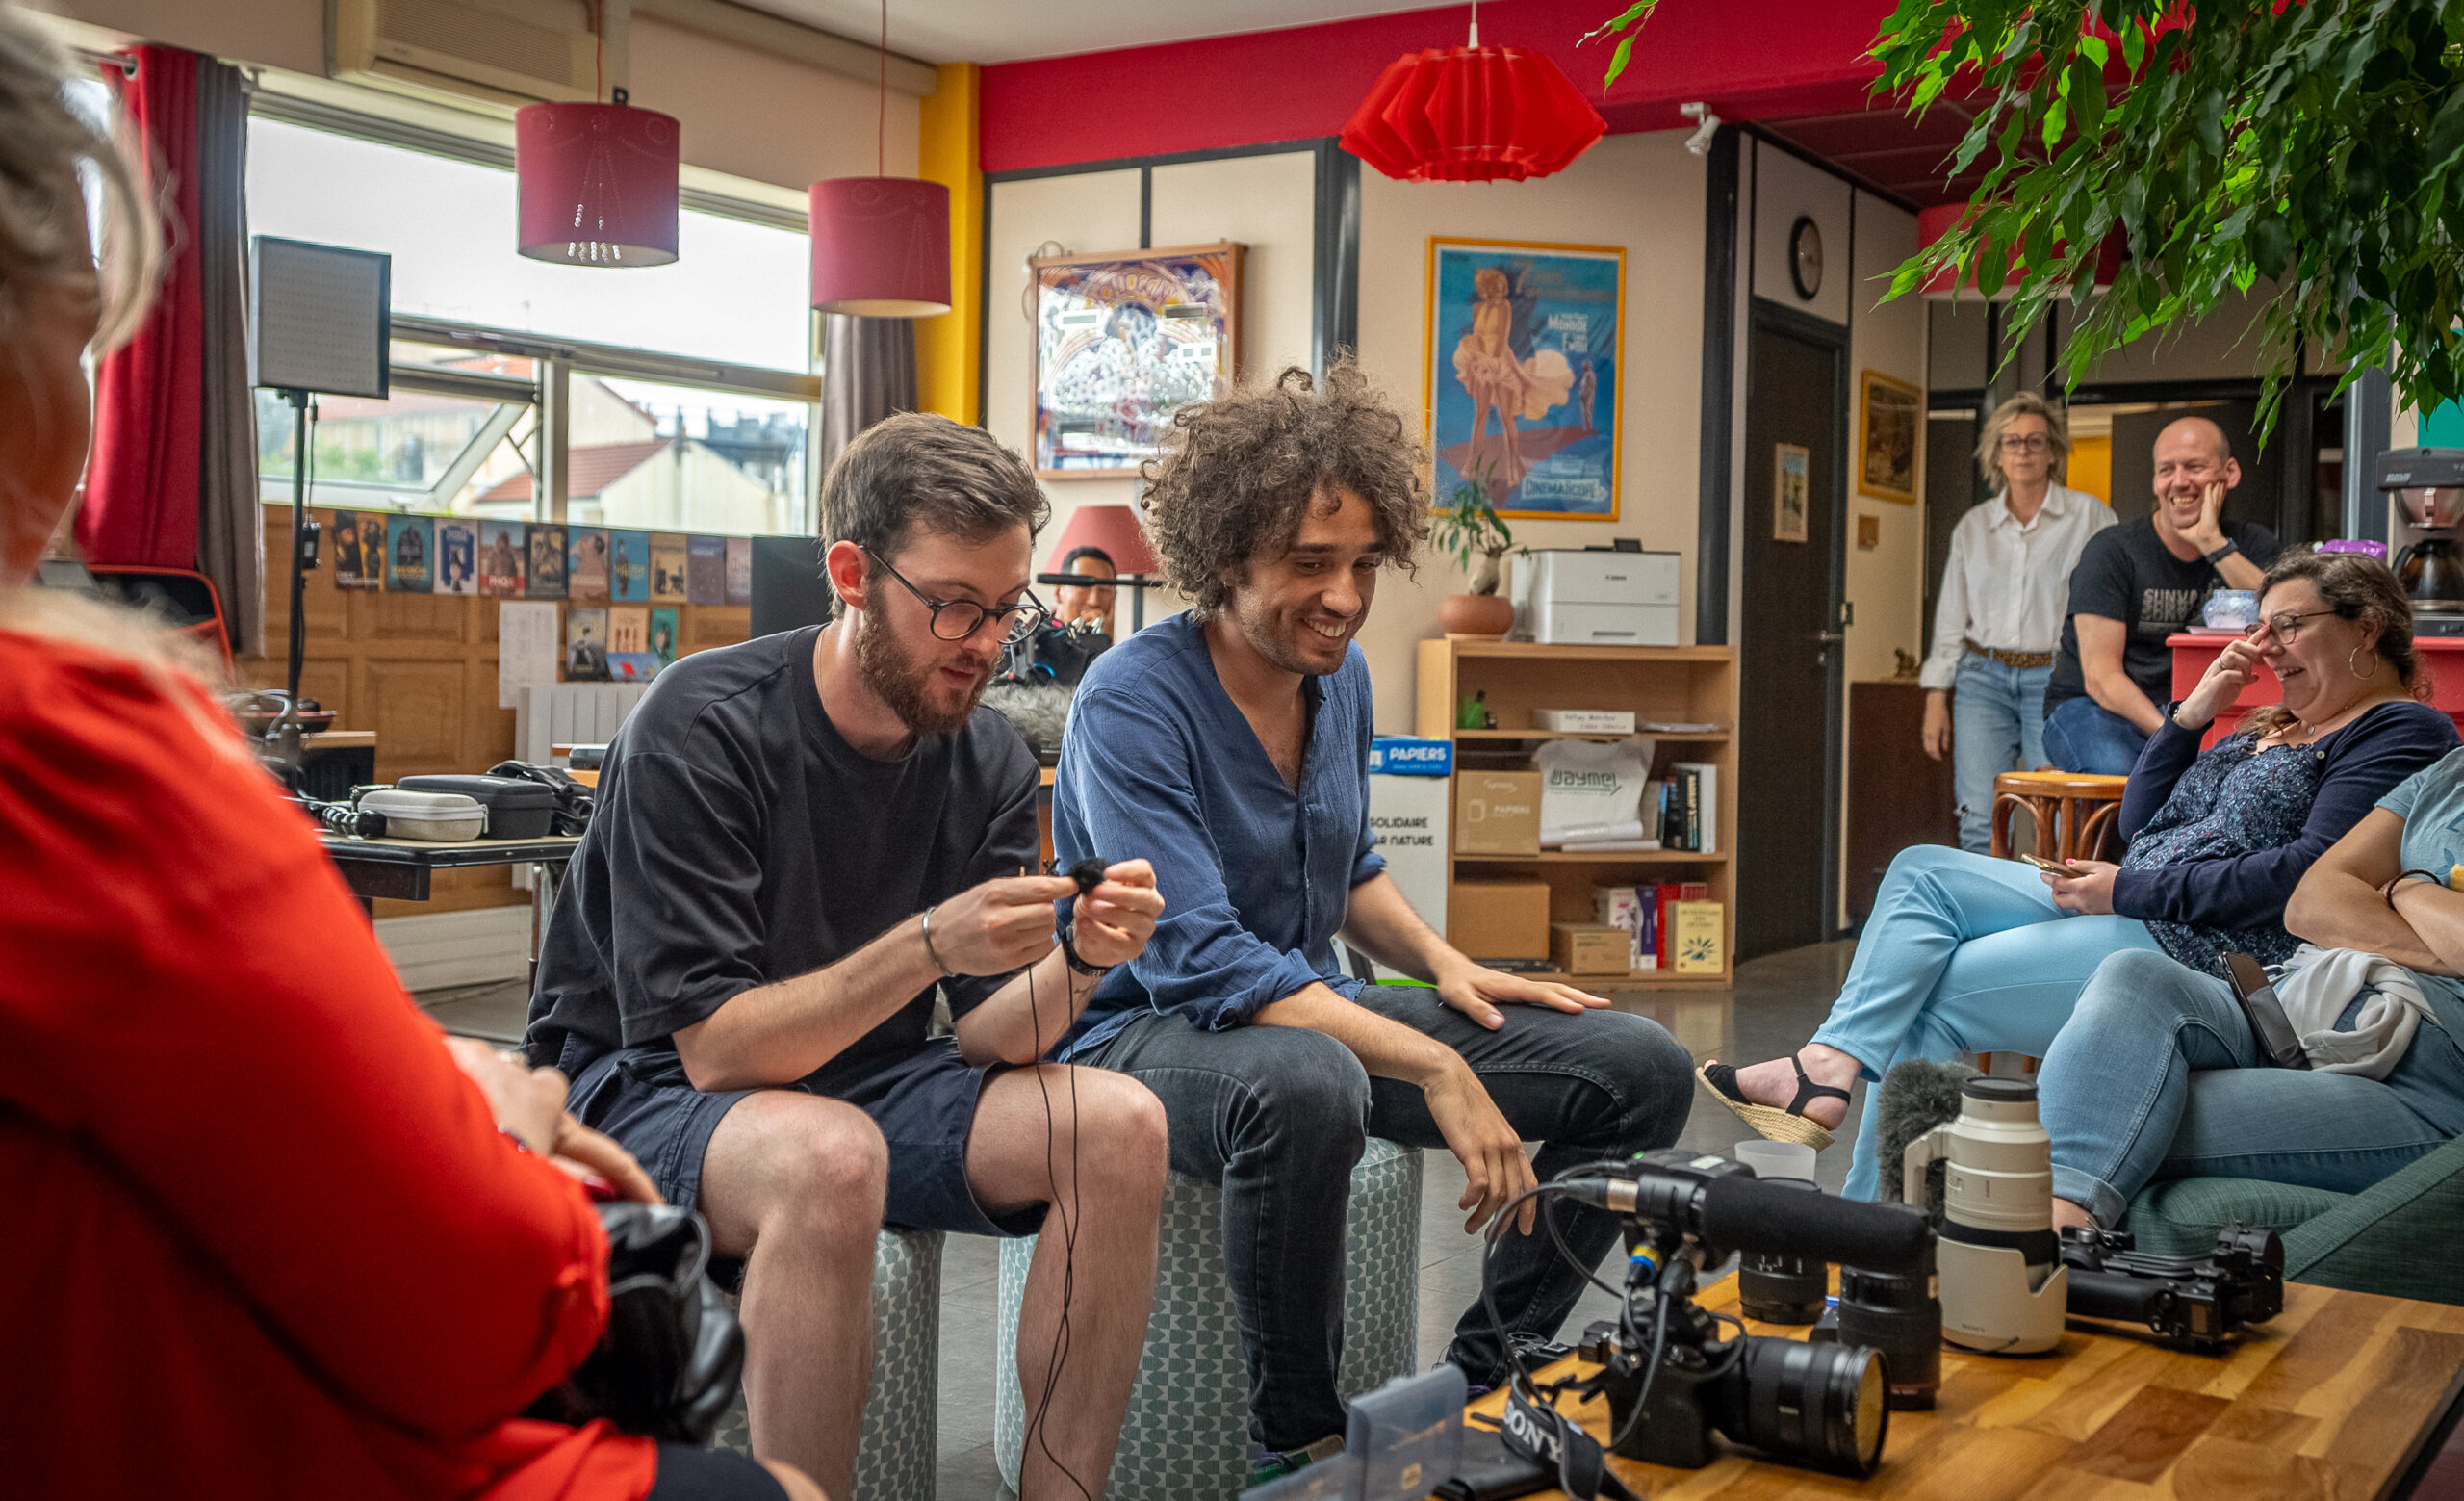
[{"xmin": 2117, "ymin": 699, "xmax": 2458, "ymax": 973}]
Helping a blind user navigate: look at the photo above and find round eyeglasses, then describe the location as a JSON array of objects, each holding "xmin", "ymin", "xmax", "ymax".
[{"xmin": 863, "ymin": 547, "xmax": 1050, "ymax": 644}]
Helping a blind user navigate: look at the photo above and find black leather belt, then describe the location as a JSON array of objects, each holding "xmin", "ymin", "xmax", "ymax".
[{"xmin": 1964, "ymin": 639, "xmax": 2054, "ymax": 670}]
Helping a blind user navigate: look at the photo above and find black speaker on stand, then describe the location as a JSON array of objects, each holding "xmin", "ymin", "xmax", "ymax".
[{"xmin": 248, "ymin": 237, "xmax": 391, "ymax": 789}]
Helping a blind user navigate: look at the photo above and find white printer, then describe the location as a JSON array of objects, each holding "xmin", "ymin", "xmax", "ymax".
[{"xmin": 1508, "ymin": 548, "xmax": 1681, "ymax": 645}]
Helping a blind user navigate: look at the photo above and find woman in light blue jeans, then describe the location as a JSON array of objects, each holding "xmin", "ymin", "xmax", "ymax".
[
  {"xmin": 2040, "ymin": 751, "xmax": 2464, "ymax": 1229},
  {"xmin": 1701, "ymin": 551, "xmax": 2458, "ymax": 1199}
]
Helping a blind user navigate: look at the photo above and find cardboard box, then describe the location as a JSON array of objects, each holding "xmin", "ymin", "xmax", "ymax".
[
  {"xmin": 1454, "ymin": 771, "xmax": 1541, "ymax": 855},
  {"xmin": 1670, "ymin": 901, "xmax": 1726, "ymax": 974},
  {"xmin": 1449, "ymin": 879, "xmax": 1551, "ymax": 959},
  {"xmin": 1552, "ymin": 921, "xmax": 1632, "ymax": 976}
]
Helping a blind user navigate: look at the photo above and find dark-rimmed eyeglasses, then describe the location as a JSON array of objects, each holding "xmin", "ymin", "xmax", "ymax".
[
  {"xmin": 863, "ymin": 547, "xmax": 1049, "ymax": 644},
  {"xmin": 1998, "ymin": 433, "xmax": 2052, "ymax": 453}
]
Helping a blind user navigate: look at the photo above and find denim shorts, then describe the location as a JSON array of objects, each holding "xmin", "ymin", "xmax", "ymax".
[{"xmin": 566, "ymin": 1037, "xmax": 1047, "ymax": 1247}]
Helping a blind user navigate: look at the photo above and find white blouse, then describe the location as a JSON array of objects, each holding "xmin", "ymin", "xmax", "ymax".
[{"xmin": 1918, "ymin": 482, "xmax": 2118, "ymax": 691}]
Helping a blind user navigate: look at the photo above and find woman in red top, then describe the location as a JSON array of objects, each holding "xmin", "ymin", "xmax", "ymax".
[{"xmin": 0, "ymin": 10, "xmax": 817, "ymax": 1499}]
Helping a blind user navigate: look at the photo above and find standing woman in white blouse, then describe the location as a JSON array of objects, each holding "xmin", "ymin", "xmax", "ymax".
[{"xmin": 1920, "ymin": 394, "xmax": 2118, "ymax": 852}]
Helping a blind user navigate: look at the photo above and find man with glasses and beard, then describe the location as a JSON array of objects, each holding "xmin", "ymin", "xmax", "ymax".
[{"xmin": 526, "ymin": 413, "xmax": 1169, "ymax": 1501}]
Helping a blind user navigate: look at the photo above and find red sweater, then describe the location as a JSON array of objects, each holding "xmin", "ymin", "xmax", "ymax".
[{"xmin": 0, "ymin": 628, "xmax": 659, "ymax": 1501}]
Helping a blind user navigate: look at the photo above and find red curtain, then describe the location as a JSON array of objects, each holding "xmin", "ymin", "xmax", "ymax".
[{"xmin": 79, "ymin": 46, "xmax": 204, "ymax": 569}]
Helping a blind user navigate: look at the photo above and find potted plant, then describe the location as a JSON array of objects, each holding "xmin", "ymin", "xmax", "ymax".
[{"xmin": 1434, "ymin": 463, "xmax": 1517, "ymax": 638}]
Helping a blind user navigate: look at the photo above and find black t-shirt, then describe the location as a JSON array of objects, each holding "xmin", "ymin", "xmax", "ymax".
[
  {"xmin": 524, "ymin": 626, "xmax": 1040, "ymax": 1095},
  {"xmin": 2044, "ymin": 516, "xmax": 2281, "ymax": 712}
]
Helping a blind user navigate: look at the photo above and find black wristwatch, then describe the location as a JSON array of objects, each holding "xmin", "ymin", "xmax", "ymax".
[
  {"xmin": 1057, "ymin": 921, "xmax": 1113, "ymax": 978},
  {"xmin": 2201, "ymin": 539, "xmax": 2239, "ymax": 565}
]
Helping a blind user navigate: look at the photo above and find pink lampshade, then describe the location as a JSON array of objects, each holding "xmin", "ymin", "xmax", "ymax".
[
  {"xmin": 1048, "ymin": 504, "xmax": 1159, "ymax": 577},
  {"xmin": 808, "ymin": 177, "xmax": 951, "ymax": 317},
  {"xmin": 515, "ymin": 102, "xmax": 680, "ymax": 267}
]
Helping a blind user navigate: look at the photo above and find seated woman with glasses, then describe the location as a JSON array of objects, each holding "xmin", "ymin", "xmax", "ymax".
[
  {"xmin": 2040, "ymin": 746, "xmax": 2464, "ymax": 1231},
  {"xmin": 1701, "ymin": 550, "xmax": 2458, "ymax": 1198}
]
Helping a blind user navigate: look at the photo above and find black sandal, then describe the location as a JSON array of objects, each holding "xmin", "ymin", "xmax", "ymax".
[{"xmin": 1695, "ymin": 1056, "xmax": 1849, "ymax": 1152}]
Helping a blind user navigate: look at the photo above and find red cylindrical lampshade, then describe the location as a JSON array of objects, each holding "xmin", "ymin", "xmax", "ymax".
[
  {"xmin": 808, "ymin": 177, "xmax": 951, "ymax": 317},
  {"xmin": 515, "ymin": 102, "xmax": 680, "ymax": 267},
  {"xmin": 1048, "ymin": 504, "xmax": 1159, "ymax": 578}
]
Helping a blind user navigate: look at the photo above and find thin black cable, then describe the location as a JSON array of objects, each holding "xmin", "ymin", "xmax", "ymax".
[
  {"xmin": 1541, "ymin": 1156, "xmax": 1638, "ymax": 1303},
  {"xmin": 1018, "ymin": 951, "xmax": 1093, "ymax": 1501}
]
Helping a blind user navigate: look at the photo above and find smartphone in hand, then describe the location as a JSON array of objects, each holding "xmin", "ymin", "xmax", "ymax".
[{"xmin": 2019, "ymin": 853, "xmax": 2069, "ymax": 873}]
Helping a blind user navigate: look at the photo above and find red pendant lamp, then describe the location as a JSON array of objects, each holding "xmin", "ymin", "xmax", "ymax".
[
  {"xmin": 808, "ymin": 0, "xmax": 951, "ymax": 317},
  {"xmin": 515, "ymin": 12, "xmax": 679, "ymax": 267},
  {"xmin": 1341, "ymin": 4, "xmax": 1604, "ymax": 184}
]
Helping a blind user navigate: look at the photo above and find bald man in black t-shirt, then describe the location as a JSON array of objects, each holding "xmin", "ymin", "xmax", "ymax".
[{"xmin": 2042, "ymin": 416, "xmax": 2279, "ymax": 773}]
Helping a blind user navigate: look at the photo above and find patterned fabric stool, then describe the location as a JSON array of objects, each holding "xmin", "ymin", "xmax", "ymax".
[
  {"xmin": 712, "ymin": 1227, "xmax": 942, "ymax": 1501},
  {"xmin": 991, "ymin": 1138, "xmax": 1424, "ymax": 1501}
]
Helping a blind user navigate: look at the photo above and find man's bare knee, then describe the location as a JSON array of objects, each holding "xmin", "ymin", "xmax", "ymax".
[
  {"xmin": 705, "ymin": 1094, "xmax": 888, "ymax": 1255},
  {"xmin": 1070, "ymin": 1070, "xmax": 1168, "ymax": 1193}
]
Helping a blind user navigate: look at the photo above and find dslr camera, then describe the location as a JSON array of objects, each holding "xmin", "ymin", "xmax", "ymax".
[
  {"xmin": 2058, "ymin": 1224, "xmax": 2282, "ymax": 1350},
  {"xmin": 1547, "ymin": 1150, "xmax": 1933, "ymax": 1479}
]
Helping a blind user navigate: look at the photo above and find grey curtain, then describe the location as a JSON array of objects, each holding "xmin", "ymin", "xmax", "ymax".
[
  {"xmin": 818, "ymin": 313, "xmax": 916, "ymax": 479},
  {"xmin": 193, "ymin": 57, "xmax": 261, "ymax": 658}
]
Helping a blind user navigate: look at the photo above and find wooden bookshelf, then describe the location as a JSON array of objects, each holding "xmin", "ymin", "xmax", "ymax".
[{"xmin": 1417, "ymin": 638, "xmax": 1738, "ymax": 988}]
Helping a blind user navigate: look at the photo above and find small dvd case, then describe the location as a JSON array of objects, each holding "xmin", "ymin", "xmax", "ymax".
[{"xmin": 1348, "ymin": 1365, "xmax": 1466, "ymax": 1500}]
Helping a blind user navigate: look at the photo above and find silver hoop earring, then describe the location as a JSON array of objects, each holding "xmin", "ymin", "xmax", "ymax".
[{"xmin": 2349, "ymin": 646, "xmax": 2378, "ymax": 679}]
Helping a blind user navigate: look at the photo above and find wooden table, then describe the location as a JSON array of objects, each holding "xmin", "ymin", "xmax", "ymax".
[
  {"xmin": 318, "ymin": 834, "xmax": 583, "ymax": 957},
  {"xmin": 1477, "ymin": 1270, "xmax": 2464, "ymax": 1500}
]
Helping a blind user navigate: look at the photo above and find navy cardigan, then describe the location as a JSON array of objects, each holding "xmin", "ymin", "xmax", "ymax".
[{"xmin": 2109, "ymin": 698, "xmax": 2458, "ymax": 931}]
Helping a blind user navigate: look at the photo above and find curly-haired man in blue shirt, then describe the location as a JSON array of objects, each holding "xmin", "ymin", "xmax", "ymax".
[{"xmin": 1051, "ymin": 361, "xmax": 1693, "ymax": 1483}]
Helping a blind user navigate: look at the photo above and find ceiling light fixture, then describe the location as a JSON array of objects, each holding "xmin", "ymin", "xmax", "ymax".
[
  {"xmin": 515, "ymin": 5, "xmax": 680, "ymax": 266},
  {"xmin": 1340, "ymin": 0, "xmax": 1605, "ymax": 184},
  {"xmin": 807, "ymin": 0, "xmax": 951, "ymax": 317}
]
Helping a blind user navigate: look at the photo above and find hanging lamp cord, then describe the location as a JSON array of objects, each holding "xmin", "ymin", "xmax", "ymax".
[{"xmin": 877, "ymin": 0, "xmax": 887, "ymax": 177}]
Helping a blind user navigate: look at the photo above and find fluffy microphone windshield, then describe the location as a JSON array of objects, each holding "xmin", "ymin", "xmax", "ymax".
[{"xmin": 1877, "ymin": 1058, "xmax": 1979, "ymax": 1223}]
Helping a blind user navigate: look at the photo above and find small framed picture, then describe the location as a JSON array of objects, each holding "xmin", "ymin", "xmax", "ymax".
[
  {"xmin": 1773, "ymin": 443, "xmax": 1810, "ymax": 544},
  {"xmin": 1857, "ymin": 369, "xmax": 1922, "ymax": 505}
]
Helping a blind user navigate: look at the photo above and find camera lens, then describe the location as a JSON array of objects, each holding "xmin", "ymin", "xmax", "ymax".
[
  {"xmin": 1837, "ymin": 1264, "xmax": 1940, "ymax": 1410},
  {"xmin": 1735, "ymin": 1178, "xmax": 1827, "ymax": 1325},
  {"xmin": 1738, "ymin": 1251, "xmax": 1829, "ymax": 1324},
  {"xmin": 1729, "ymin": 1335, "xmax": 1889, "ymax": 1477}
]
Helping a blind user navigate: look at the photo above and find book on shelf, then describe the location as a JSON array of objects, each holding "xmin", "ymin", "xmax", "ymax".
[
  {"xmin": 1656, "ymin": 762, "xmax": 1719, "ymax": 855},
  {"xmin": 1640, "ymin": 719, "xmax": 1723, "ymax": 734},
  {"xmin": 1654, "ymin": 881, "xmax": 1710, "ymax": 968}
]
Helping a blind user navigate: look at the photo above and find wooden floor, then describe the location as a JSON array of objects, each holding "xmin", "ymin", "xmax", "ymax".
[{"xmin": 1485, "ymin": 1272, "xmax": 2464, "ymax": 1500}]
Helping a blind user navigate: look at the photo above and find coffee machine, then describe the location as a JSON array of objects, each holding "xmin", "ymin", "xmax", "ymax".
[{"xmin": 2379, "ymin": 448, "xmax": 2464, "ymax": 634}]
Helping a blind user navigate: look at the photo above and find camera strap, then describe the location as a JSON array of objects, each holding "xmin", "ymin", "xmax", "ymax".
[{"xmin": 1502, "ymin": 1381, "xmax": 1643, "ymax": 1501}]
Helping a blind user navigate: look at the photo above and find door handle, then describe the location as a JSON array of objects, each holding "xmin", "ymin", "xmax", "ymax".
[{"xmin": 1812, "ymin": 631, "xmax": 1846, "ymax": 644}]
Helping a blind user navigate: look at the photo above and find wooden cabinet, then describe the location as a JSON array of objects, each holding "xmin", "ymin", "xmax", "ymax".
[
  {"xmin": 1845, "ymin": 681, "xmax": 1957, "ymax": 923},
  {"xmin": 1416, "ymin": 639, "xmax": 1738, "ymax": 987}
]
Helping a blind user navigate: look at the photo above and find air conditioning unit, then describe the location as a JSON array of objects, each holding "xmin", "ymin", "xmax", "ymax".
[{"xmin": 331, "ymin": 0, "xmax": 607, "ymax": 112}]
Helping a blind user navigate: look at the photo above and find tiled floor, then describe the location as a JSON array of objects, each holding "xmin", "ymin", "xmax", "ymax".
[{"xmin": 420, "ymin": 940, "xmax": 1861, "ymax": 1498}]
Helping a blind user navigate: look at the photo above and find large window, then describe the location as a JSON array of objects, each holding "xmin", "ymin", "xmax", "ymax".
[{"xmin": 244, "ymin": 113, "xmax": 818, "ymax": 535}]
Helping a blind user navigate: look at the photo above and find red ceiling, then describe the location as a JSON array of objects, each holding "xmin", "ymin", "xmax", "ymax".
[{"xmin": 977, "ymin": 0, "xmax": 1982, "ymax": 206}]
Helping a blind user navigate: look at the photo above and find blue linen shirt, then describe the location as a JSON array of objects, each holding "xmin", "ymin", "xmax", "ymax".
[{"xmin": 1050, "ymin": 612, "xmax": 1386, "ymax": 1058}]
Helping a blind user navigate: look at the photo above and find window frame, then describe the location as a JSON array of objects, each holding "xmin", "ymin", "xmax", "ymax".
[{"xmin": 245, "ymin": 88, "xmax": 824, "ymax": 535}]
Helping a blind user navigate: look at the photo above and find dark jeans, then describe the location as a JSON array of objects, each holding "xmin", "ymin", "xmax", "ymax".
[{"xmin": 1078, "ymin": 988, "xmax": 1692, "ymax": 1449}]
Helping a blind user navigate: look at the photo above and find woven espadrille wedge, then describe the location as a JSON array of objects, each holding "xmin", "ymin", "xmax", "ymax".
[{"xmin": 1695, "ymin": 1057, "xmax": 1848, "ymax": 1152}]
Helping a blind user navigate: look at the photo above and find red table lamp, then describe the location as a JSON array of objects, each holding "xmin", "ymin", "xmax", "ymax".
[{"xmin": 1041, "ymin": 504, "xmax": 1161, "ymax": 632}]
